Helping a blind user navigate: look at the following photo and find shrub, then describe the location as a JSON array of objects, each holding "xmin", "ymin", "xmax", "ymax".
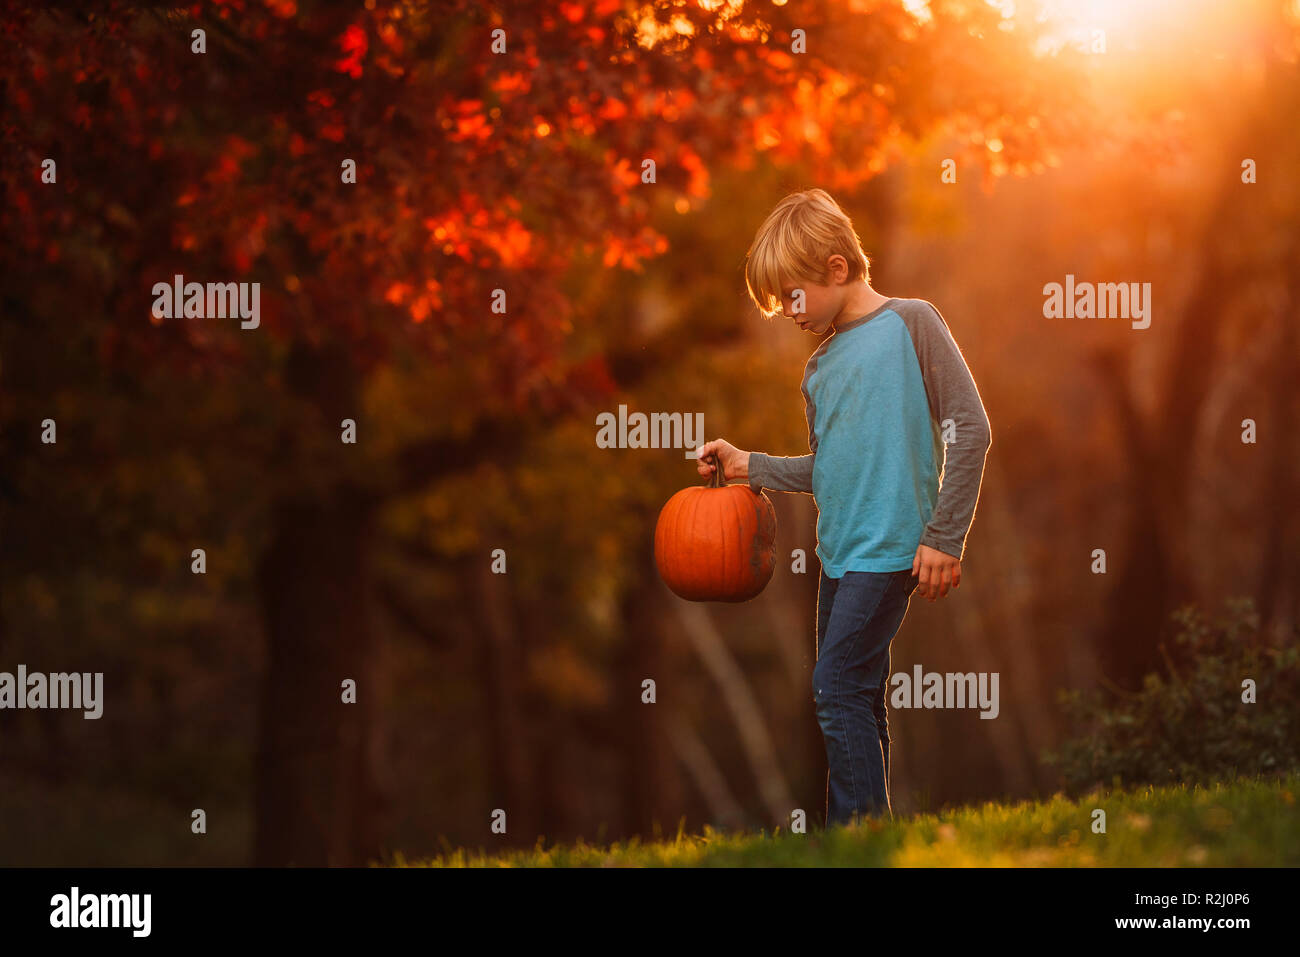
[{"xmin": 1043, "ymin": 597, "xmax": 1300, "ymax": 793}]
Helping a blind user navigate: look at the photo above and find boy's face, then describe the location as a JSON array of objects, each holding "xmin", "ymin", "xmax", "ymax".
[{"xmin": 779, "ymin": 275, "xmax": 838, "ymax": 335}]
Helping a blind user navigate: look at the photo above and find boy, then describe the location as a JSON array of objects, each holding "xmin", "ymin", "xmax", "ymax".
[{"xmin": 695, "ymin": 188, "xmax": 991, "ymax": 829}]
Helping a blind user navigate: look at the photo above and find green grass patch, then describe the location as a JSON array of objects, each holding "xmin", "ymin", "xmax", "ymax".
[{"xmin": 384, "ymin": 771, "xmax": 1299, "ymax": 867}]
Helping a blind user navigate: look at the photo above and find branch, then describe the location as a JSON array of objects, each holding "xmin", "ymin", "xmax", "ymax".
[
  {"xmin": 664, "ymin": 581, "xmax": 796, "ymax": 826},
  {"xmin": 663, "ymin": 709, "xmax": 749, "ymax": 832},
  {"xmin": 376, "ymin": 577, "xmax": 452, "ymax": 652},
  {"xmin": 379, "ymin": 319, "xmax": 744, "ymax": 502}
]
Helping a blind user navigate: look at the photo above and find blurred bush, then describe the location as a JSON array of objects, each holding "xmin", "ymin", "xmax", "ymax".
[{"xmin": 1044, "ymin": 598, "xmax": 1300, "ymax": 792}]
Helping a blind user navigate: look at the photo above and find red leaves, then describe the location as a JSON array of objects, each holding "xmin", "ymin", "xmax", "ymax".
[
  {"xmin": 453, "ymin": 112, "xmax": 490, "ymax": 141},
  {"xmin": 305, "ymin": 88, "xmax": 345, "ymax": 139},
  {"xmin": 334, "ymin": 23, "xmax": 367, "ymax": 78},
  {"xmin": 1, "ymin": 0, "xmax": 1085, "ymax": 368},
  {"xmin": 482, "ymin": 219, "xmax": 534, "ymax": 268},
  {"xmin": 491, "ymin": 72, "xmax": 532, "ymax": 95},
  {"xmin": 229, "ymin": 210, "xmax": 267, "ymax": 273},
  {"xmin": 448, "ymin": 99, "xmax": 491, "ymax": 143},
  {"xmin": 596, "ymin": 97, "xmax": 627, "ymax": 120},
  {"xmin": 602, "ymin": 228, "xmax": 668, "ymax": 270},
  {"xmin": 566, "ymin": 354, "xmax": 617, "ymax": 400},
  {"xmin": 678, "ymin": 146, "xmax": 709, "ymax": 199},
  {"xmin": 205, "ymin": 135, "xmax": 256, "ymax": 186},
  {"xmin": 385, "ymin": 279, "xmax": 441, "ymax": 324}
]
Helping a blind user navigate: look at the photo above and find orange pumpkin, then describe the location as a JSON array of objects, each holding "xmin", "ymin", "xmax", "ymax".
[{"xmin": 654, "ymin": 455, "xmax": 777, "ymax": 602}]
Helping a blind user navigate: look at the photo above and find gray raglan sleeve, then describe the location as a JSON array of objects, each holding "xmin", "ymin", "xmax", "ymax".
[
  {"xmin": 899, "ymin": 299, "xmax": 992, "ymax": 561},
  {"xmin": 746, "ymin": 378, "xmax": 816, "ymax": 495}
]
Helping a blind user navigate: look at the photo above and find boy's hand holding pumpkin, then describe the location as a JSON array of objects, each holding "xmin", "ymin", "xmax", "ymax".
[{"xmin": 695, "ymin": 440, "xmax": 750, "ymax": 482}]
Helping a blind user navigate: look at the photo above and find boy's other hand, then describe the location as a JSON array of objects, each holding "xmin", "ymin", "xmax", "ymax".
[
  {"xmin": 912, "ymin": 544, "xmax": 961, "ymax": 601},
  {"xmin": 695, "ymin": 439, "xmax": 751, "ymax": 482}
]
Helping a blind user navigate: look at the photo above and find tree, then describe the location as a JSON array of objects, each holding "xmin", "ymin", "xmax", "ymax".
[{"xmin": 2, "ymin": 0, "xmax": 1090, "ymax": 863}]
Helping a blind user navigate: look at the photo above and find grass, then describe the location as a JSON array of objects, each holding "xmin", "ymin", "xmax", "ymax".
[{"xmin": 385, "ymin": 771, "xmax": 1299, "ymax": 867}]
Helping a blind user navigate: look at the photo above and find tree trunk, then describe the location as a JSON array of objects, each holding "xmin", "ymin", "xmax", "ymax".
[
  {"xmin": 1256, "ymin": 285, "xmax": 1299, "ymax": 642},
  {"xmin": 253, "ymin": 491, "xmax": 379, "ymax": 865},
  {"xmin": 252, "ymin": 341, "xmax": 379, "ymax": 866},
  {"xmin": 472, "ymin": 553, "xmax": 538, "ymax": 845},
  {"xmin": 616, "ymin": 518, "xmax": 681, "ymax": 837},
  {"xmin": 1089, "ymin": 252, "xmax": 1226, "ymax": 688}
]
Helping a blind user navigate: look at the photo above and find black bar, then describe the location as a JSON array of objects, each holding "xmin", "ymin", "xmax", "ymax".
[{"xmin": 0, "ymin": 866, "xmax": 1285, "ymax": 944}]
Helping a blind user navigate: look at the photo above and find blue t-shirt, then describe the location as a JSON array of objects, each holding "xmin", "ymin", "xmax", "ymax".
[{"xmin": 747, "ymin": 297, "xmax": 992, "ymax": 578}]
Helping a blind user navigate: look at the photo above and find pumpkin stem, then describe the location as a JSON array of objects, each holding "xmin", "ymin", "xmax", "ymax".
[{"xmin": 707, "ymin": 453, "xmax": 725, "ymax": 488}]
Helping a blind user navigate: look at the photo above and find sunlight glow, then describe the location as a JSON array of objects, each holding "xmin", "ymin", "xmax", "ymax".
[
  {"xmin": 1034, "ymin": 0, "xmax": 1186, "ymax": 54},
  {"xmin": 902, "ymin": 0, "xmax": 932, "ymax": 23}
]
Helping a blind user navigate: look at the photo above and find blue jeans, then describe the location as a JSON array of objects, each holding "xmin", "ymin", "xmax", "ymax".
[{"xmin": 814, "ymin": 566, "xmax": 919, "ymax": 829}]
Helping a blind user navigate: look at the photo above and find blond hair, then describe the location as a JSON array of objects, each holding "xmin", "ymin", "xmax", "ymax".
[{"xmin": 744, "ymin": 188, "xmax": 872, "ymax": 319}]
